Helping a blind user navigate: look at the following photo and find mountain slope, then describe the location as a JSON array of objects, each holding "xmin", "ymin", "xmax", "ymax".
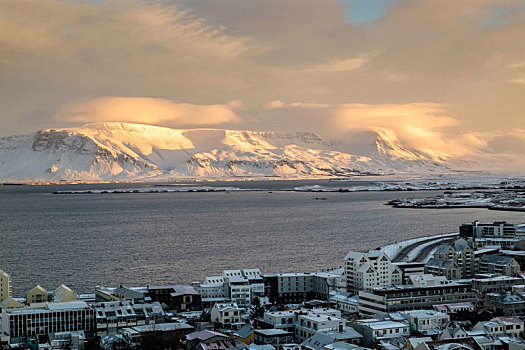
[{"xmin": 0, "ymin": 122, "xmax": 464, "ymax": 182}]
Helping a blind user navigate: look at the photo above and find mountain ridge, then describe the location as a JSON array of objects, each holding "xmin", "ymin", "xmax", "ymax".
[{"xmin": 0, "ymin": 122, "xmax": 469, "ymax": 182}]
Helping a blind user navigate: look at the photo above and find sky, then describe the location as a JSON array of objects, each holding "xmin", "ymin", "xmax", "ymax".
[{"xmin": 1, "ymin": 0, "xmax": 525, "ymax": 157}]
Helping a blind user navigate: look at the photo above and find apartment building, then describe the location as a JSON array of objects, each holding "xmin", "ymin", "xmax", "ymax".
[
  {"xmin": 0, "ymin": 301, "xmax": 95, "ymax": 343},
  {"xmin": 344, "ymin": 250, "xmax": 402, "ymax": 294},
  {"xmin": 0, "ymin": 269, "xmax": 11, "ymax": 304},
  {"xmin": 358, "ymin": 281, "xmax": 476, "ymax": 316},
  {"xmin": 199, "ymin": 269, "xmax": 264, "ymax": 307},
  {"xmin": 263, "ymin": 270, "xmax": 341, "ymax": 305}
]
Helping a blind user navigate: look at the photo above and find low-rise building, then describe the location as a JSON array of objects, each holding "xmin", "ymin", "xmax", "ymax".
[
  {"xmin": 424, "ymin": 259, "xmax": 460, "ymax": 280},
  {"xmin": 400, "ymin": 310, "xmax": 450, "ymax": 333},
  {"xmin": 329, "ymin": 291, "xmax": 359, "ymax": 315},
  {"xmin": 432, "ymin": 302, "xmax": 475, "ymax": 315},
  {"xmin": 491, "ymin": 316, "xmax": 524, "ymax": 337},
  {"xmin": 147, "ymin": 285, "xmax": 202, "ymax": 312},
  {"xmin": 483, "ymin": 293, "xmax": 525, "ymax": 315},
  {"xmin": 253, "ymin": 329, "xmax": 294, "ymax": 346},
  {"xmin": 26, "ymin": 285, "xmax": 48, "ymax": 305},
  {"xmin": 471, "ymin": 275, "xmax": 523, "ymax": 293},
  {"xmin": 349, "ymin": 320, "xmax": 409, "ymax": 348},
  {"xmin": 0, "ymin": 301, "xmax": 95, "ymax": 343},
  {"xmin": 185, "ymin": 330, "xmax": 230, "ymax": 350},
  {"xmin": 120, "ymin": 322, "xmax": 193, "ymax": 349},
  {"xmin": 392, "ymin": 263, "xmax": 425, "ymax": 285},
  {"xmin": 263, "ymin": 270, "xmax": 341, "ymax": 305},
  {"xmin": 200, "ymin": 269, "xmax": 264, "ymax": 307},
  {"xmin": 294, "ymin": 310, "xmax": 345, "ymax": 342},
  {"xmin": 478, "ymin": 254, "xmax": 520, "ymax": 276},
  {"xmin": 358, "ymin": 281, "xmax": 476, "ymax": 316},
  {"xmin": 92, "ymin": 301, "xmax": 165, "ymax": 337},
  {"xmin": 210, "ymin": 302, "xmax": 242, "ymax": 330},
  {"xmin": 262, "ymin": 310, "xmax": 295, "ymax": 332}
]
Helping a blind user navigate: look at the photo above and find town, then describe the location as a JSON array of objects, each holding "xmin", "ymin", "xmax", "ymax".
[{"xmin": 2, "ymin": 221, "xmax": 525, "ymax": 350}]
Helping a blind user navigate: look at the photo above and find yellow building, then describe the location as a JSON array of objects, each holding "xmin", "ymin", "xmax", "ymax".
[
  {"xmin": 52, "ymin": 284, "xmax": 78, "ymax": 303},
  {"xmin": 0, "ymin": 296, "xmax": 23, "ymax": 309},
  {"xmin": 0, "ymin": 269, "xmax": 11, "ymax": 303},
  {"xmin": 26, "ymin": 285, "xmax": 48, "ymax": 305}
]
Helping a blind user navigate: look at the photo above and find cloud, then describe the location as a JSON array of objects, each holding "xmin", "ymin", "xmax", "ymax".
[
  {"xmin": 0, "ymin": 0, "xmax": 524, "ymax": 146},
  {"xmin": 54, "ymin": 97, "xmax": 241, "ymax": 127},
  {"xmin": 304, "ymin": 55, "xmax": 372, "ymax": 73}
]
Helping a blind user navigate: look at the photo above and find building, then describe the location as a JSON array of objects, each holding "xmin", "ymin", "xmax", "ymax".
[
  {"xmin": 460, "ymin": 221, "xmax": 520, "ymax": 239},
  {"xmin": 400, "ymin": 310, "xmax": 450, "ymax": 332},
  {"xmin": 349, "ymin": 320, "xmax": 409, "ymax": 348},
  {"xmin": 392, "ymin": 262, "xmax": 425, "ymax": 285},
  {"xmin": 0, "ymin": 269, "xmax": 11, "ymax": 303},
  {"xmin": 253, "ymin": 329, "xmax": 294, "ymax": 346},
  {"xmin": 0, "ymin": 301, "xmax": 95, "ymax": 343},
  {"xmin": 301, "ymin": 328, "xmax": 364, "ymax": 350},
  {"xmin": 233, "ymin": 324, "xmax": 254, "ymax": 345},
  {"xmin": 147, "ymin": 285, "xmax": 202, "ymax": 312},
  {"xmin": 429, "ymin": 239, "xmax": 475, "ymax": 279},
  {"xmin": 491, "ymin": 316, "xmax": 524, "ymax": 337},
  {"xmin": 483, "ymin": 293, "xmax": 525, "ymax": 315},
  {"xmin": 48, "ymin": 331, "xmax": 87, "ymax": 350},
  {"xmin": 478, "ymin": 254, "xmax": 520, "ymax": 276},
  {"xmin": 413, "ymin": 337, "xmax": 483, "ymax": 350},
  {"xmin": 329, "ymin": 291, "xmax": 359, "ymax": 315},
  {"xmin": 120, "ymin": 322, "xmax": 194, "ymax": 349},
  {"xmin": 199, "ymin": 269, "xmax": 264, "ymax": 307},
  {"xmin": 432, "ymin": 302, "xmax": 475, "ymax": 315},
  {"xmin": 91, "ymin": 301, "xmax": 165, "ymax": 337},
  {"xmin": 210, "ymin": 302, "xmax": 242, "ymax": 330},
  {"xmin": 52, "ymin": 284, "xmax": 79, "ymax": 303},
  {"xmin": 263, "ymin": 270, "xmax": 341, "ymax": 305},
  {"xmin": 294, "ymin": 310, "xmax": 345, "ymax": 342},
  {"xmin": 424, "ymin": 259, "xmax": 460, "ymax": 280},
  {"xmin": 185, "ymin": 330, "xmax": 230, "ymax": 350},
  {"xmin": 344, "ymin": 250, "xmax": 402, "ymax": 294},
  {"xmin": 262, "ymin": 310, "xmax": 296, "ymax": 332},
  {"xmin": 95, "ymin": 286, "xmax": 146, "ymax": 303},
  {"xmin": 0, "ymin": 297, "xmax": 22, "ymax": 310},
  {"xmin": 358, "ymin": 281, "xmax": 476, "ymax": 316},
  {"xmin": 26, "ymin": 285, "xmax": 48, "ymax": 305},
  {"xmin": 460, "ymin": 221, "xmax": 525, "ymax": 250},
  {"xmin": 471, "ymin": 275, "xmax": 523, "ymax": 293}
]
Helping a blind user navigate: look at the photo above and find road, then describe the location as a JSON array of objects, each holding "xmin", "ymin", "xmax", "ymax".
[{"xmin": 392, "ymin": 234, "xmax": 458, "ymax": 262}]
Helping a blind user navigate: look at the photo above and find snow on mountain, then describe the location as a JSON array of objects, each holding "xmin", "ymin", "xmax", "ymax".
[{"xmin": 0, "ymin": 122, "xmax": 466, "ymax": 182}]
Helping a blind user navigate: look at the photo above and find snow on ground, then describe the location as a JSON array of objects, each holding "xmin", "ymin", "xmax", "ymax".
[
  {"xmin": 404, "ymin": 237, "xmax": 456, "ymax": 262},
  {"xmin": 380, "ymin": 232, "xmax": 458, "ymax": 260}
]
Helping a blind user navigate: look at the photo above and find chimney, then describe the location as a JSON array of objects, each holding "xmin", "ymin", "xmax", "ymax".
[{"xmin": 339, "ymin": 324, "xmax": 343, "ymax": 332}]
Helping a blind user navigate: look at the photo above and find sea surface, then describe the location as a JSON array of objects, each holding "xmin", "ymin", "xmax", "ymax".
[{"xmin": 1, "ymin": 179, "xmax": 525, "ymax": 296}]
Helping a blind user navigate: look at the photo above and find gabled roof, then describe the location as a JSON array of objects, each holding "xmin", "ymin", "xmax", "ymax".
[
  {"xmin": 186, "ymin": 330, "xmax": 229, "ymax": 341},
  {"xmin": 425, "ymin": 258, "xmax": 455, "ymax": 270},
  {"xmin": 234, "ymin": 325, "xmax": 254, "ymax": 339},
  {"xmin": 27, "ymin": 285, "xmax": 47, "ymax": 295}
]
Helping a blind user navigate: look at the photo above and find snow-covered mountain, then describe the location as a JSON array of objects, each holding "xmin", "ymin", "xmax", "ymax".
[{"xmin": 0, "ymin": 122, "xmax": 467, "ymax": 182}]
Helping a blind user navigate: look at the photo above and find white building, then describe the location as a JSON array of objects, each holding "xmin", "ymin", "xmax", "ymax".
[
  {"xmin": 210, "ymin": 302, "xmax": 242, "ymax": 330},
  {"xmin": 400, "ymin": 310, "xmax": 450, "ymax": 332},
  {"xmin": 263, "ymin": 310, "xmax": 296, "ymax": 331},
  {"xmin": 199, "ymin": 269, "xmax": 264, "ymax": 307},
  {"xmin": 344, "ymin": 251, "xmax": 402, "ymax": 294},
  {"xmin": 349, "ymin": 320, "xmax": 409, "ymax": 347},
  {"xmin": 295, "ymin": 310, "xmax": 345, "ymax": 342}
]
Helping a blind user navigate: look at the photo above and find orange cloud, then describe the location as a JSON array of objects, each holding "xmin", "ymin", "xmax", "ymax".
[{"xmin": 55, "ymin": 97, "xmax": 241, "ymax": 127}]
